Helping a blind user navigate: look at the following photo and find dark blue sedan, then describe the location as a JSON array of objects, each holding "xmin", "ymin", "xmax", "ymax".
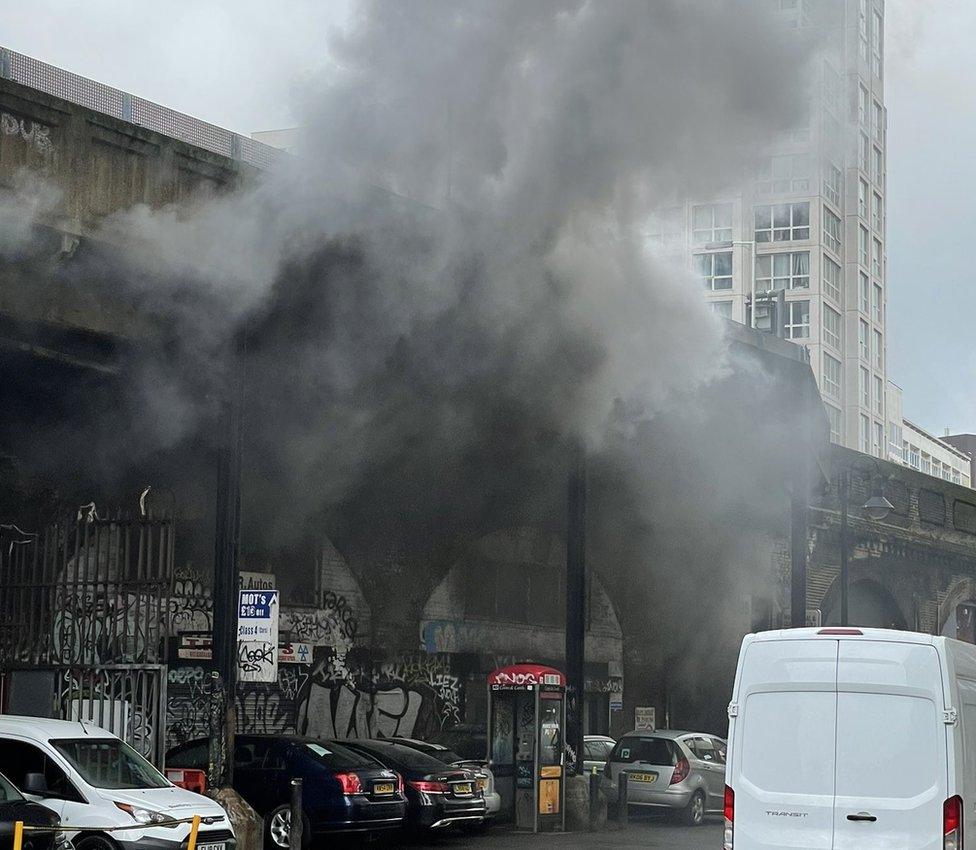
[{"xmin": 166, "ymin": 735, "xmax": 406, "ymax": 847}]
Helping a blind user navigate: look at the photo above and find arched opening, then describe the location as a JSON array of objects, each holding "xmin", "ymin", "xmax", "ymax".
[{"xmin": 822, "ymin": 578, "xmax": 907, "ymax": 630}]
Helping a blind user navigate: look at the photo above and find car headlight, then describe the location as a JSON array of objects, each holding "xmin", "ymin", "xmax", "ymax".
[{"xmin": 114, "ymin": 802, "xmax": 170, "ymax": 825}]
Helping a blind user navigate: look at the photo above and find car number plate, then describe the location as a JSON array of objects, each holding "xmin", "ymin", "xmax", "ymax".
[
  {"xmin": 373, "ymin": 782, "xmax": 395, "ymax": 795},
  {"xmin": 630, "ymin": 773, "xmax": 657, "ymax": 784},
  {"xmin": 198, "ymin": 843, "xmax": 226, "ymax": 850},
  {"xmin": 453, "ymin": 782, "xmax": 473, "ymax": 794}
]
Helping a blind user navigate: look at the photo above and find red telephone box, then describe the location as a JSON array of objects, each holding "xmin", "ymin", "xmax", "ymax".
[{"xmin": 486, "ymin": 664, "xmax": 566, "ymax": 832}]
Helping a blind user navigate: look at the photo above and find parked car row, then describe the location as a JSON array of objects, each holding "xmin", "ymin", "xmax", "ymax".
[{"xmin": 167, "ymin": 734, "xmax": 493, "ymax": 846}]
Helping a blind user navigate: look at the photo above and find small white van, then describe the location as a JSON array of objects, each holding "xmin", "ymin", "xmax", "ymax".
[
  {"xmin": 725, "ymin": 627, "xmax": 976, "ymax": 850},
  {"xmin": 0, "ymin": 716, "xmax": 233, "ymax": 850}
]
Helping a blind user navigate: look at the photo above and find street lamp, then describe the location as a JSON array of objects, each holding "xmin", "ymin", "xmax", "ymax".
[
  {"xmin": 839, "ymin": 460, "xmax": 894, "ymax": 626},
  {"xmin": 705, "ymin": 240, "xmax": 757, "ymax": 328}
]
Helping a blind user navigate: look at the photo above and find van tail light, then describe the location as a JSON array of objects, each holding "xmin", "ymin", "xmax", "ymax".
[
  {"xmin": 410, "ymin": 779, "xmax": 450, "ymax": 794},
  {"xmin": 603, "ymin": 761, "xmax": 611, "ymax": 779},
  {"xmin": 335, "ymin": 772, "xmax": 362, "ymax": 795},
  {"xmin": 723, "ymin": 786, "xmax": 734, "ymax": 850},
  {"xmin": 944, "ymin": 795, "xmax": 963, "ymax": 850},
  {"xmin": 396, "ymin": 772, "xmax": 404, "ymax": 795},
  {"xmin": 670, "ymin": 757, "xmax": 690, "ymax": 785},
  {"xmin": 818, "ymin": 628, "xmax": 863, "ymax": 635}
]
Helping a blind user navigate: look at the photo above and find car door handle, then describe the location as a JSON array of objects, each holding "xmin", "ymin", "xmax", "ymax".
[{"xmin": 847, "ymin": 813, "xmax": 877, "ymax": 823}]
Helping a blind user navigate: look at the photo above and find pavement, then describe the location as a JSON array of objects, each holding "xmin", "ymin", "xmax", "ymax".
[{"xmin": 389, "ymin": 813, "xmax": 724, "ymax": 849}]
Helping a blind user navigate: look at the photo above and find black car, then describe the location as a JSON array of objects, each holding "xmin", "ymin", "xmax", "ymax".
[
  {"xmin": 0, "ymin": 771, "xmax": 61, "ymax": 850},
  {"xmin": 427, "ymin": 724, "xmax": 487, "ymax": 762},
  {"xmin": 165, "ymin": 736, "xmax": 406, "ymax": 847},
  {"xmin": 341, "ymin": 740, "xmax": 486, "ymax": 832}
]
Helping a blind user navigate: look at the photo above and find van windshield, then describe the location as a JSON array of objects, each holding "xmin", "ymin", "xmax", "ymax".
[{"xmin": 52, "ymin": 739, "xmax": 169, "ymax": 790}]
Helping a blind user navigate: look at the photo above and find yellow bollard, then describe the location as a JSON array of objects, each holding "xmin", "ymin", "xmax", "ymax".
[
  {"xmin": 12, "ymin": 821, "xmax": 22, "ymax": 850},
  {"xmin": 187, "ymin": 815, "xmax": 201, "ymax": 850}
]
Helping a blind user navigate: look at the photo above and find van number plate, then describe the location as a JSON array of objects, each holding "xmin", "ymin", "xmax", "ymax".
[
  {"xmin": 198, "ymin": 843, "xmax": 226, "ymax": 850},
  {"xmin": 630, "ymin": 773, "xmax": 657, "ymax": 784}
]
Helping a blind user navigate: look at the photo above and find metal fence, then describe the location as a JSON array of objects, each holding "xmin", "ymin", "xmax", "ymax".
[
  {"xmin": 0, "ymin": 46, "xmax": 280, "ymax": 169},
  {"xmin": 0, "ymin": 512, "xmax": 174, "ymax": 667}
]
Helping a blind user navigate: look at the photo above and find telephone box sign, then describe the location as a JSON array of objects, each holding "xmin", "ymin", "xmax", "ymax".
[{"xmin": 488, "ymin": 664, "xmax": 566, "ymax": 690}]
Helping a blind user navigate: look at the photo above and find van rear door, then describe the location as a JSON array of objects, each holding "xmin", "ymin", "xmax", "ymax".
[
  {"xmin": 732, "ymin": 638, "xmax": 837, "ymax": 849},
  {"xmin": 832, "ymin": 639, "xmax": 948, "ymax": 850}
]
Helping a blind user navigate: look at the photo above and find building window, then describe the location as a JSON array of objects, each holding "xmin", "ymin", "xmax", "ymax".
[
  {"xmin": 755, "ymin": 203, "xmax": 809, "ymax": 242},
  {"xmin": 860, "ymin": 132, "xmax": 870, "ymax": 171},
  {"xmin": 757, "ymin": 154, "xmax": 810, "ymax": 194},
  {"xmin": 692, "ymin": 203, "xmax": 733, "ymax": 244},
  {"xmin": 695, "ymin": 251, "xmax": 733, "ymax": 291},
  {"xmin": 823, "ymin": 253, "xmax": 841, "ymax": 302},
  {"xmin": 823, "ymin": 207, "xmax": 841, "ymax": 254},
  {"xmin": 874, "ymin": 421, "xmax": 885, "ymax": 457},
  {"xmin": 872, "ymin": 10, "xmax": 883, "ymax": 77},
  {"xmin": 785, "ymin": 300, "xmax": 810, "ymax": 340},
  {"xmin": 859, "ymin": 318, "xmax": 869, "ymax": 360},
  {"xmin": 908, "ymin": 444, "xmax": 920, "ymax": 469},
  {"xmin": 921, "ymin": 453, "xmax": 932, "ymax": 476},
  {"xmin": 860, "ymin": 414, "xmax": 871, "ymax": 454},
  {"xmin": 874, "ymin": 101, "xmax": 884, "ymax": 145},
  {"xmin": 858, "ymin": 179, "xmax": 869, "ymax": 218},
  {"xmin": 872, "ymin": 192, "xmax": 882, "ymax": 231},
  {"xmin": 874, "ymin": 375, "xmax": 884, "ymax": 415},
  {"xmin": 755, "ymin": 252, "xmax": 810, "ymax": 291},
  {"xmin": 873, "ymin": 238, "xmax": 882, "ymax": 277},
  {"xmin": 859, "ymin": 0, "xmax": 869, "ymax": 61},
  {"xmin": 889, "ymin": 422, "xmax": 903, "ymax": 460},
  {"xmin": 823, "ymin": 304, "xmax": 841, "ymax": 350},
  {"xmin": 826, "ymin": 403, "xmax": 842, "ymax": 444},
  {"xmin": 874, "ymin": 329, "xmax": 883, "ymax": 369},
  {"xmin": 954, "ymin": 470, "xmax": 962, "ymax": 485},
  {"xmin": 823, "ymin": 161, "xmax": 841, "ymax": 207},
  {"xmin": 859, "ymin": 225, "xmax": 870, "ymax": 268},
  {"xmin": 872, "ymin": 283, "xmax": 882, "ymax": 323},
  {"xmin": 823, "ymin": 353, "xmax": 842, "ymax": 399},
  {"xmin": 874, "ymin": 147, "xmax": 884, "ymax": 184},
  {"xmin": 710, "ymin": 300, "xmax": 733, "ymax": 319},
  {"xmin": 858, "ymin": 84, "xmax": 869, "ymax": 126},
  {"xmin": 860, "ymin": 366, "xmax": 870, "ymax": 408},
  {"xmin": 860, "ymin": 271, "xmax": 870, "ymax": 314},
  {"xmin": 645, "ymin": 207, "xmax": 685, "ymax": 249}
]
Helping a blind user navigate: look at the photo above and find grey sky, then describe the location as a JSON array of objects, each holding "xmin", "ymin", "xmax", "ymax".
[{"xmin": 0, "ymin": 1, "xmax": 968, "ymax": 435}]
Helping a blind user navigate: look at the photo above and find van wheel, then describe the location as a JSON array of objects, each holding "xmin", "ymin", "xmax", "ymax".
[
  {"xmin": 265, "ymin": 805, "xmax": 310, "ymax": 850},
  {"xmin": 680, "ymin": 790, "xmax": 706, "ymax": 826},
  {"xmin": 75, "ymin": 837, "xmax": 118, "ymax": 850}
]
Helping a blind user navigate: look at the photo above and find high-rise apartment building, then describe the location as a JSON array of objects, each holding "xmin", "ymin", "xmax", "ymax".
[{"xmin": 648, "ymin": 0, "xmax": 887, "ymax": 455}]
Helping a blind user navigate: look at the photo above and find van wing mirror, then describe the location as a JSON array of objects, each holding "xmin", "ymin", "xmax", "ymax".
[{"xmin": 23, "ymin": 773, "xmax": 49, "ymax": 796}]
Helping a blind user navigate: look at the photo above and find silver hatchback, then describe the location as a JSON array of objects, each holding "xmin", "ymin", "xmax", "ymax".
[{"xmin": 604, "ymin": 730, "xmax": 726, "ymax": 826}]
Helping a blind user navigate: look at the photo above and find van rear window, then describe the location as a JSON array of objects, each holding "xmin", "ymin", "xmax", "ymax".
[
  {"xmin": 610, "ymin": 737, "xmax": 676, "ymax": 766},
  {"xmin": 740, "ymin": 692, "xmax": 834, "ymax": 795}
]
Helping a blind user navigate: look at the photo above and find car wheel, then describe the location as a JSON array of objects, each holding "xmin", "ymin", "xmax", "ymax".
[
  {"xmin": 74, "ymin": 836, "xmax": 118, "ymax": 850},
  {"xmin": 680, "ymin": 790, "xmax": 706, "ymax": 826},
  {"xmin": 265, "ymin": 804, "xmax": 310, "ymax": 850}
]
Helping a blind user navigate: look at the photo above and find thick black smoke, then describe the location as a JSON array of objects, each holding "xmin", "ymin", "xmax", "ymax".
[{"xmin": 1, "ymin": 1, "xmax": 820, "ymax": 724}]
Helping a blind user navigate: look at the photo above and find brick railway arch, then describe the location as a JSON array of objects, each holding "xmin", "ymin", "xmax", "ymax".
[{"xmin": 820, "ymin": 576, "xmax": 909, "ymax": 631}]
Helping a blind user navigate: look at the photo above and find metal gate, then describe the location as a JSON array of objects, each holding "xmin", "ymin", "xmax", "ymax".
[{"xmin": 0, "ymin": 511, "xmax": 174, "ymax": 763}]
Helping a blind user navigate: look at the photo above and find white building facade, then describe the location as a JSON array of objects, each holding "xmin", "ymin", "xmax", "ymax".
[{"xmin": 649, "ymin": 0, "xmax": 888, "ymax": 455}]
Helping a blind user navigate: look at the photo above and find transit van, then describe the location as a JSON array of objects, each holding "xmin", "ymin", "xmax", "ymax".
[
  {"xmin": 725, "ymin": 627, "xmax": 976, "ymax": 850},
  {"xmin": 0, "ymin": 717, "xmax": 234, "ymax": 850}
]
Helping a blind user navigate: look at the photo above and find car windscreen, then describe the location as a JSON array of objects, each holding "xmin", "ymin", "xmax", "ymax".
[
  {"xmin": 402, "ymin": 743, "xmax": 465, "ymax": 763},
  {"xmin": 302, "ymin": 742, "xmax": 380, "ymax": 770},
  {"xmin": 51, "ymin": 738, "xmax": 169, "ymax": 789},
  {"xmin": 428, "ymin": 732, "xmax": 484, "ymax": 761},
  {"xmin": 610, "ymin": 737, "xmax": 676, "ymax": 766},
  {"xmin": 0, "ymin": 772, "xmax": 23, "ymax": 802},
  {"xmin": 358, "ymin": 743, "xmax": 452, "ymax": 773}
]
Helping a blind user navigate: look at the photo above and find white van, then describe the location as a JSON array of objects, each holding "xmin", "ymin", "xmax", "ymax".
[
  {"xmin": 725, "ymin": 627, "xmax": 976, "ymax": 850},
  {"xmin": 0, "ymin": 716, "xmax": 234, "ymax": 850}
]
